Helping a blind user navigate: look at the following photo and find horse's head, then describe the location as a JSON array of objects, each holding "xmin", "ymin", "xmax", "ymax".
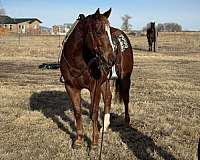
[
  {"xmin": 150, "ymin": 22, "xmax": 155, "ymax": 29},
  {"xmin": 81, "ymin": 8, "xmax": 114, "ymax": 76}
]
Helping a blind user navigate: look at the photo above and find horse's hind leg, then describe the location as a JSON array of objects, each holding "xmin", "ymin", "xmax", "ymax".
[
  {"xmin": 153, "ymin": 41, "xmax": 156, "ymax": 52},
  {"xmin": 120, "ymin": 77, "xmax": 131, "ymax": 127},
  {"xmin": 65, "ymin": 84, "xmax": 83, "ymax": 148},
  {"xmin": 101, "ymin": 80, "xmax": 112, "ymax": 132},
  {"xmin": 148, "ymin": 41, "xmax": 151, "ymax": 51}
]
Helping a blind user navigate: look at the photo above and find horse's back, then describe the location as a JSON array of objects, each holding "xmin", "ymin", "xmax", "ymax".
[{"xmin": 111, "ymin": 27, "xmax": 133, "ymax": 79}]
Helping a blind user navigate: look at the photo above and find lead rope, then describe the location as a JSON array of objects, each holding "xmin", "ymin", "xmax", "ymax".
[
  {"xmin": 99, "ymin": 78, "xmax": 108, "ymax": 160},
  {"xmin": 90, "ymin": 79, "xmax": 104, "ymax": 160}
]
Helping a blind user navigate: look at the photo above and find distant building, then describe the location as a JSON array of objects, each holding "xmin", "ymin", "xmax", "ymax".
[
  {"xmin": 63, "ymin": 23, "xmax": 73, "ymax": 31},
  {"xmin": 0, "ymin": 15, "xmax": 42, "ymax": 34},
  {"xmin": 52, "ymin": 25, "xmax": 60, "ymax": 35},
  {"xmin": 40, "ymin": 26, "xmax": 51, "ymax": 35},
  {"xmin": 52, "ymin": 23, "xmax": 73, "ymax": 35}
]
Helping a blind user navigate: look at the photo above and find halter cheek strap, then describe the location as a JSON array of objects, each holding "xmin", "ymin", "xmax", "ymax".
[
  {"xmin": 87, "ymin": 24, "xmax": 99, "ymax": 52},
  {"xmin": 85, "ymin": 22, "xmax": 114, "ymax": 76},
  {"xmin": 88, "ymin": 31, "xmax": 98, "ymax": 52}
]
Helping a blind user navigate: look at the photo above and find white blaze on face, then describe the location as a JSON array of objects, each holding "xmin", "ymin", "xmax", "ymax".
[{"xmin": 105, "ymin": 24, "xmax": 114, "ymax": 51}]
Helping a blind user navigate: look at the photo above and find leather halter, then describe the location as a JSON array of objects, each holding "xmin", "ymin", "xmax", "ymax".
[{"xmin": 85, "ymin": 22, "xmax": 113, "ymax": 76}]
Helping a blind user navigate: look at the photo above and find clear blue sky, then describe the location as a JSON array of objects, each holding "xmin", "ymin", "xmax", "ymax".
[{"xmin": 1, "ymin": 0, "xmax": 200, "ymax": 30}]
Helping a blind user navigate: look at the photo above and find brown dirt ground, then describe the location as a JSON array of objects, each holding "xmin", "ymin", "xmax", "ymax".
[{"xmin": 0, "ymin": 33, "xmax": 199, "ymax": 160}]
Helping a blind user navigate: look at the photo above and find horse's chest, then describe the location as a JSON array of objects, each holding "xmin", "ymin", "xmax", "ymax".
[{"xmin": 70, "ymin": 70, "xmax": 93, "ymax": 89}]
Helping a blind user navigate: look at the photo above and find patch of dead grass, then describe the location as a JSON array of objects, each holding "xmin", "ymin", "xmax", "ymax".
[{"xmin": 0, "ymin": 33, "xmax": 199, "ymax": 159}]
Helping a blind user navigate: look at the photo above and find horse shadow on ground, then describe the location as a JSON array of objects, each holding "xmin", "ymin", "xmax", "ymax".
[
  {"xmin": 133, "ymin": 46, "xmax": 149, "ymax": 52},
  {"xmin": 29, "ymin": 90, "xmax": 92, "ymax": 147},
  {"xmin": 109, "ymin": 113, "xmax": 176, "ymax": 160},
  {"xmin": 29, "ymin": 91, "xmax": 176, "ymax": 159}
]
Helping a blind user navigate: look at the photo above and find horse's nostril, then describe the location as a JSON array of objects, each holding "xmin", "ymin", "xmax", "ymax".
[{"xmin": 108, "ymin": 59, "xmax": 114, "ymax": 66}]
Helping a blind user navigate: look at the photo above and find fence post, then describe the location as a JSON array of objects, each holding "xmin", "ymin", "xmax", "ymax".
[
  {"xmin": 18, "ymin": 32, "xmax": 21, "ymax": 47},
  {"xmin": 58, "ymin": 34, "xmax": 61, "ymax": 48}
]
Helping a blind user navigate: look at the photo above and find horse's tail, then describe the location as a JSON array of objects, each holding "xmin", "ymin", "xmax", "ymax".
[{"xmin": 114, "ymin": 78, "xmax": 123, "ymax": 103}]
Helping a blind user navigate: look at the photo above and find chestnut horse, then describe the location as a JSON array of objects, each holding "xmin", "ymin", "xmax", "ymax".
[{"xmin": 60, "ymin": 8, "xmax": 133, "ymax": 148}]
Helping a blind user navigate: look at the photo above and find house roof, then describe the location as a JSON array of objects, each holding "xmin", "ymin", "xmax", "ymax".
[
  {"xmin": 0, "ymin": 16, "xmax": 13, "ymax": 24},
  {"xmin": 0, "ymin": 15, "xmax": 42, "ymax": 24}
]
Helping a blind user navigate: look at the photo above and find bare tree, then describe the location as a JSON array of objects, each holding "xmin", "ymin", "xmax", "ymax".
[
  {"xmin": 156, "ymin": 23, "xmax": 182, "ymax": 32},
  {"xmin": 0, "ymin": 8, "xmax": 5, "ymax": 15},
  {"xmin": 0, "ymin": 0, "xmax": 6, "ymax": 25},
  {"xmin": 0, "ymin": 0, "xmax": 5, "ymax": 15},
  {"xmin": 121, "ymin": 14, "xmax": 132, "ymax": 32},
  {"xmin": 157, "ymin": 23, "xmax": 164, "ymax": 32}
]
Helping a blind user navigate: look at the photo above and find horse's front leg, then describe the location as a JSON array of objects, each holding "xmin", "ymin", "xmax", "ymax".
[
  {"xmin": 150, "ymin": 43, "xmax": 152, "ymax": 51},
  {"xmin": 65, "ymin": 84, "xmax": 83, "ymax": 148},
  {"xmin": 90, "ymin": 86, "xmax": 101, "ymax": 146},
  {"xmin": 100, "ymin": 80, "xmax": 112, "ymax": 132},
  {"xmin": 153, "ymin": 41, "xmax": 156, "ymax": 52},
  {"xmin": 148, "ymin": 40, "xmax": 152, "ymax": 51},
  {"xmin": 148, "ymin": 42, "xmax": 150, "ymax": 51}
]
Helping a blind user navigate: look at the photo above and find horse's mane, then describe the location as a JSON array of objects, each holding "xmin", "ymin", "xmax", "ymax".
[{"xmin": 62, "ymin": 20, "xmax": 79, "ymax": 44}]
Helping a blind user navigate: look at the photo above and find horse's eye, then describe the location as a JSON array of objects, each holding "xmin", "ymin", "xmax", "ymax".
[
  {"xmin": 96, "ymin": 31, "xmax": 101, "ymax": 35},
  {"xmin": 96, "ymin": 26, "xmax": 104, "ymax": 36}
]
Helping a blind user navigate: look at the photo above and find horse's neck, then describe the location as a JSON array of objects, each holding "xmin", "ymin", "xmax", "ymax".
[
  {"xmin": 62, "ymin": 25, "xmax": 88, "ymax": 77},
  {"xmin": 64, "ymin": 23, "xmax": 84, "ymax": 64},
  {"xmin": 151, "ymin": 27, "xmax": 155, "ymax": 32}
]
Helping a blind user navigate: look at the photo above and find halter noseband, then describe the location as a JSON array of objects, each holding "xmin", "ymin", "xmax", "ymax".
[{"xmin": 87, "ymin": 23, "xmax": 113, "ymax": 75}]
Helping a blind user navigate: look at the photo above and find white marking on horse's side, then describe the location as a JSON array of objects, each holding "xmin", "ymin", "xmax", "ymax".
[
  {"xmin": 105, "ymin": 24, "xmax": 114, "ymax": 51},
  {"xmin": 118, "ymin": 34, "xmax": 129, "ymax": 52},
  {"xmin": 100, "ymin": 113, "xmax": 110, "ymax": 132}
]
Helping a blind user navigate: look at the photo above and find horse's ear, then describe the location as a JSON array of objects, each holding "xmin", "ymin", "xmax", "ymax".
[
  {"xmin": 103, "ymin": 8, "xmax": 112, "ymax": 18},
  {"xmin": 95, "ymin": 8, "xmax": 100, "ymax": 15}
]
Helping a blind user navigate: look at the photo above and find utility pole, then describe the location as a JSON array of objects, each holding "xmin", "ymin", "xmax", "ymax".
[
  {"xmin": 58, "ymin": 26, "xmax": 61, "ymax": 48},
  {"xmin": 15, "ymin": 18, "xmax": 21, "ymax": 47}
]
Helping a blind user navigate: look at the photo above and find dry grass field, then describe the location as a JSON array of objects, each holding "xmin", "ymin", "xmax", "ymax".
[{"xmin": 0, "ymin": 32, "xmax": 199, "ymax": 160}]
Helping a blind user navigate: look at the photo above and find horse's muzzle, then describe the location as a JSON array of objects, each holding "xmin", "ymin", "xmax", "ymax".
[{"xmin": 108, "ymin": 58, "xmax": 115, "ymax": 67}]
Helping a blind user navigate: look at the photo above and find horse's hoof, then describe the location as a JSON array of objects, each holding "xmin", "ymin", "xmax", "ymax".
[
  {"xmin": 72, "ymin": 141, "xmax": 83, "ymax": 149},
  {"xmin": 100, "ymin": 127, "xmax": 109, "ymax": 133},
  {"xmin": 125, "ymin": 117, "xmax": 130, "ymax": 128},
  {"xmin": 124, "ymin": 120, "xmax": 130, "ymax": 128},
  {"xmin": 125, "ymin": 123, "xmax": 130, "ymax": 128}
]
